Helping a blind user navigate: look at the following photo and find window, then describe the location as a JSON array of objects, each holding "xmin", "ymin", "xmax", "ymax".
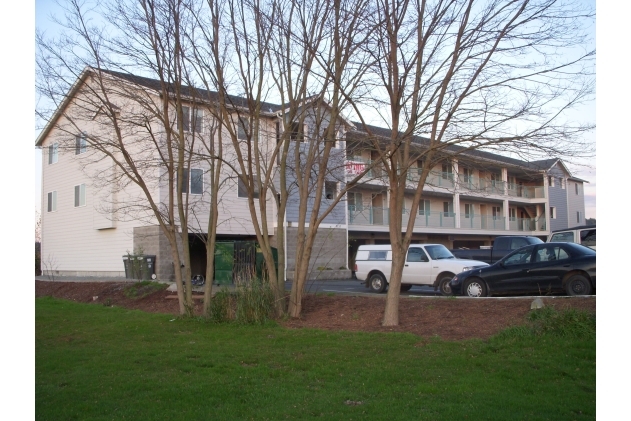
[
  {"xmin": 534, "ymin": 245, "xmax": 569, "ymax": 262},
  {"xmin": 407, "ymin": 248, "xmax": 429, "ymax": 262},
  {"xmin": 463, "ymin": 167, "xmax": 473, "ymax": 183},
  {"xmin": 550, "ymin": 232, "xmax": 574, "ymax": 242},
  {"xmin": 179, "ymin": 106, "xmax": 203, "ymax": 133},
  {"xmin": 548, "ymin": 176, "xmax": 554, "ymax": 187},
  {"xmin": 441, "ymin": 162, "xmax": 452, "ymax": 179},
  {"xmin": 290, "ymin": 122, "xmax": 304, "ymax": 142},
  {"xmin": 464, "ymin": 203, "xmax": 473, "ymax": 218},
  {"xmin": 417, "ymin": 159, "xmax": 425, "ymax": 175},
  {"xmin": 325, "ymin": 181, "xmax": 337, "ymax": 200},
  {"xmin": 74, "ymin": 184, "xmax": 86, "ymax": 207},
  {"xmin": 348, "ymin": 191, "xmax": 363, "ymax": 210},
  {"xmin": 47, "ymin": 191, "xmax": 57, "ymax": 212},
  {"xmin": 237, "ymin": 118, "xmax": 249, "ymax": 140},
  {"xmin": 580, "ymin": 229, "xmax": 596, "ymax": 247},
  {"xmin": 443, "ymin": 202, "xmax": 451, "ymax": 217},
  {"xmin": 550, "ymin": 207, "xmax": 556, "ymax": 219},
  {"xmin": 575, "ymin": 183, "xmax": 579, "ymax": 195},
  {"xmin": 509, "ymin": 208, "xmax": 516, "ymax": 221},
  {"xmin": 418, "ymin": 200, "xmax": 430, "ymax": 216},
  {"xmin": 190, "ymin": 169, "xmax": 203, "ymax": 194},
  {"xmin": 238, "ymin": 175, "xmax": 259, "ymax": 199},
  {"xmin": 492, "ymin": 206, "xmax": 501, "ymax": 220},
  {"xmin": 577, "ymin": 211, "xmax": 581, "ymax": 223},
  {"xmin": 75, "ymin": 134, "xmax": 87, "ymax": 155},
  {"xmin": 561, "ymin": 178, "xmax": 566, "ymax": 189},
  {"xmin": 178, "ymin": 168, "xmax": 204, "ymax": 195},
  {"xmin": 48, "ymin": 143, "xmax": 58, "ymax": 164},
  {"xmin": 503, "ymin": 246, "xmax": 534, "ymax": 266},
  {"xmin": 368, "ymin": 251, "xmax": 388, "ymax": 260}
]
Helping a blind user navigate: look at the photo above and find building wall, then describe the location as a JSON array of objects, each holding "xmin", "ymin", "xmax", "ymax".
[
  {"xmin": 285, "ymin": 226, "xmax": 348, "ymax": 274},
  {"xmin": 567, "ymin": 179, "xmax": 586, "ymax": 227},
  {"xmin": 547, "ymin": 164, "xmax": 569, "ymax": 232}
]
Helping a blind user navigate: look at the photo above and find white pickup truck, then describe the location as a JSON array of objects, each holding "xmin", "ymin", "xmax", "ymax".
[{"xmin": 354, "ymin": 244, "xmax": 489, "ymax": 295}]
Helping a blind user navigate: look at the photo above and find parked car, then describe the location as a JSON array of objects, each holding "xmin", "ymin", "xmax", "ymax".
[
  {"xmin": 450, "ymin": 235, "xmax": 544, "ymax": 264},
  {"xmin": 449, "ymin": 242, "xmax": 596, "ymax": 297},
  {"xmin": 548, "ymin": 225, "xmax": 596, "ymax": 250},
  {"xmin": 355, "ymin": 244, "xmax": 488, "ymax": 294}
]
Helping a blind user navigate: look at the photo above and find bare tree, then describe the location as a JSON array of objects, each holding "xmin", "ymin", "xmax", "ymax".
[
  {"xmin": 36, "ymin": 0, "xmax": 203, "ymax": 315},
  {"xmin": 342, "ymin": 0, "xmax": 595, "ymax": 325}
]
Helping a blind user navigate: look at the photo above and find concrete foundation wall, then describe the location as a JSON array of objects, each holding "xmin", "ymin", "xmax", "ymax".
[
  {"xmin": 133, "ymin": 225, "xmax": 183, "ymax": 281},
  {"xmin": 285, "ymin": 226, "xmax": 348, "ymax": 279}
]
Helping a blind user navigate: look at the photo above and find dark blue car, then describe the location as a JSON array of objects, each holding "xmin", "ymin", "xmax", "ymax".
[{"xmin": 449, "ymin": 242, "xmax": 596, "ymax": 297}]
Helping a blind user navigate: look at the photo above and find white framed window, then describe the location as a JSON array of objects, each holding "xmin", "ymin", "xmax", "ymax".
[
  {"xmin": 348, "ymin": 191, "xmax": 363, "ymax": 210},
  {"xmin": 47, "ymin": 191, "xmax": 57, "ymax": 212},
  {"xmin": 492, "ymin": 206, "xmax": 501, "ymax": 220},
  {"xmin": 179, "ymin": 106, "xmax": 203, "ymax": 133},
  {"xmin": 48, "ymin": 143, "xmax": 58, "ymax": 164},
  {"xmin": 325, "ymin": 181, "xmax": 337, "ymax": 200},
  {"xmin": 548, "ymin": 176, "xmax": 555, "ymax": 187},
  {"xmin": 238, "ymin": 175, "xmax": 259, "ymax": 199},
  {"xmin": 74, "ymin": 184, "xmax": 86, "ymax": 207},
  {"xmin": 561, "ymin": 178, "xmax": 566, "ymax": 189},
  {"xmin": 441, "ymin": 162, "xmax": 452, "ymax": 179},
  {"xmin": 443, "ymin": 201, "xmax": 452, "ymax": 216},
  {"xmin": 509, "ymin": 208, "xmax": 516, "ymax": 221},
  {"xmin": 75, "ymin": 134, "xmax": 87, "ymax": 155},
  {"xmin": 237, "ymin": 118, "xmax": 249, "ymax": 140},
  {"xmin": 179, "ymin": 168, "xmax": 204, "ymax": 195},
  {"xmin": 575, "ymin": 183, "xmax": 579, "ymax": 195},
  {"xmin": 550, "ymin": 207, "xmax": 556, "ymax": 219},
  {"xmin": 577, "ymin": 211, "xmax": 581, "ymax": 223},
  {"xmin": 418, "ymin": 200, "xmax": 430, "ymax": 216},
  {"xmin": 464, "ymin": 203, "xmax": 473, "ymax": 218}
]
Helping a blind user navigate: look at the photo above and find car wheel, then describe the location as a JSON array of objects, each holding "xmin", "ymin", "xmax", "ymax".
[
  {"xmin": 368, "ymin": 273, "xmax": 387, "ymax": 293},
  {"xmin": 565, "ymin": 274, "xmax": 592, "ymax": 296},
  {"xmin": 400, "ymin": 284, "xmax": 412, "ymax": 292},
  {"xmin": 463, "ymin": 278, "xmax": 487, "ymax": 297},
  {"xmin": 438, "ymin": 275, "xmax": 454, "ymax": 296}
]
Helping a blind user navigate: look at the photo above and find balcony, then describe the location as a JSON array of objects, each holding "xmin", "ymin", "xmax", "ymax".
[
  {"xmin": 348, "ymin": 207, "xmax": 546, "ymax": 232},
  {"xmin": 460, "ymin": 214, "xmax": 506, "ymax": 231},
  {"xmin": 506, "ymin": 184, "xmax": 545, "ymax": 199}
]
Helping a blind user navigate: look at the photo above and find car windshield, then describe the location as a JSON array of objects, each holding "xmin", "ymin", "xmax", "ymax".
[{"xmin": 425, "ymin": 245, "xmax": 455, "ymax": 260}]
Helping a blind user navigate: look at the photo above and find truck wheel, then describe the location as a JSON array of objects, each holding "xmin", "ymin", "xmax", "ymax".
[
  {"xmin": 438, "ymin": 275, "xmax": 454, "ymax": 296},
  {"xmin": 565, "ymin": 274, "xmax": 592, "ymax": 296},
  {"xmin": 368, "ymin": 273, "xmax": 387, "ymax": 293},
  {"xmin": 463, "ymin": 278, "xmax": 487, "ymax": 297},
  {"xmin": 400, "ymin": 284, "xmax": 412, "ymax": 292}
]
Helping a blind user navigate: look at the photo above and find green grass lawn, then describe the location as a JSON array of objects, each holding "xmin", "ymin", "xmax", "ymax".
[{"xmin": 36, "ymin": 297, "xmax": 595, "ymax": 420}]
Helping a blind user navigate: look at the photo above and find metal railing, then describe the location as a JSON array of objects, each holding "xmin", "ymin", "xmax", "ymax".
[{"xmin": 348, "ymin": 206, "xmax": 545, "ymax": 232}]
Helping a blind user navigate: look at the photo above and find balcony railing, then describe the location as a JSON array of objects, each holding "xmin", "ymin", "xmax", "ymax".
[
  {"xmin": 345, "ymin": 160, "xmax": 544, "ymax": 199},
  {"xmin": 348, "ymin": 206, "xmax": 545, "ymax": 232},
  {"xmin": 460, "ymin": 214, "xmax": 506, "ymax": 231}
]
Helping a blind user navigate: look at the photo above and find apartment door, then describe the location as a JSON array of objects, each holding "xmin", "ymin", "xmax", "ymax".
[{"xmin": 372, "ymin": 193, "xmax": 384, "ymax": 225}]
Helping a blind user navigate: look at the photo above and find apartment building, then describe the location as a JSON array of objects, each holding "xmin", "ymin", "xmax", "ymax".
[{"xmin": 36, "ymin": 69, "xmax": 587, "ymax": 280}]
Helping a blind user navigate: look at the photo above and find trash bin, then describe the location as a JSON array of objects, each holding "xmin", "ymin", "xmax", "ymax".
[
  {"xmin": 122, "ymin": 255, "xmax": 156, "ymax": 280},
  {"xmin": 141, "ymin": 255, "xmax": 156, "ymax": 280}
]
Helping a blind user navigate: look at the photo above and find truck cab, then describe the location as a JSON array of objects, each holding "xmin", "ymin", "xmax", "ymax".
[{"xmin": 548, "ymin": 225, "xmax": 596, "ymax": 250}]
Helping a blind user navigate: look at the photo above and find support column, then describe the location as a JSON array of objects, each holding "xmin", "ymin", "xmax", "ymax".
[{"xmin": 504, "ymin": 199, "xmax": 510, "ymax": 231}]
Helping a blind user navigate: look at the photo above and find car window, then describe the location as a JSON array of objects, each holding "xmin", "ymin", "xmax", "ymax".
[
  {"xmin": 580, "ymin": 229, "xmax": 596, "ymax": 247},
  {"xmin": 534, "ymin": 245, "xmax": 570, "ymax": 262},
  {"xmin": 511, "ymin": 238, "xmax": 529, "ymax": 249},
  {"xmin": 503, "ymin": 246, "xmax": 534, "ymax": 266},
  {"xmin": 407, "ymin": 248, "xmax": 428, "ymax": 262},
  {"xmin": 550, "ymin": 232, "xmax": 574, "ymax": 242},
  {"xmin": 368, "ymin": 251, "xmax": 388, "ymax": 260},
  {"xmin": 424, "ymin": 245, "xmax": 455, "ymax": 260}
]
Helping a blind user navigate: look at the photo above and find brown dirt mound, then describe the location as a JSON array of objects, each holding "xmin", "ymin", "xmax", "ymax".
[{"xmin": 35, "ymin": 280, "xmax": 595, "ymax": 341}]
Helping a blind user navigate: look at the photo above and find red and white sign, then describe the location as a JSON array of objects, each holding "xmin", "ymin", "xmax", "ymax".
[{"xmin": 346, "ymin": 161, "xmax": 365, "ymax": 175}]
